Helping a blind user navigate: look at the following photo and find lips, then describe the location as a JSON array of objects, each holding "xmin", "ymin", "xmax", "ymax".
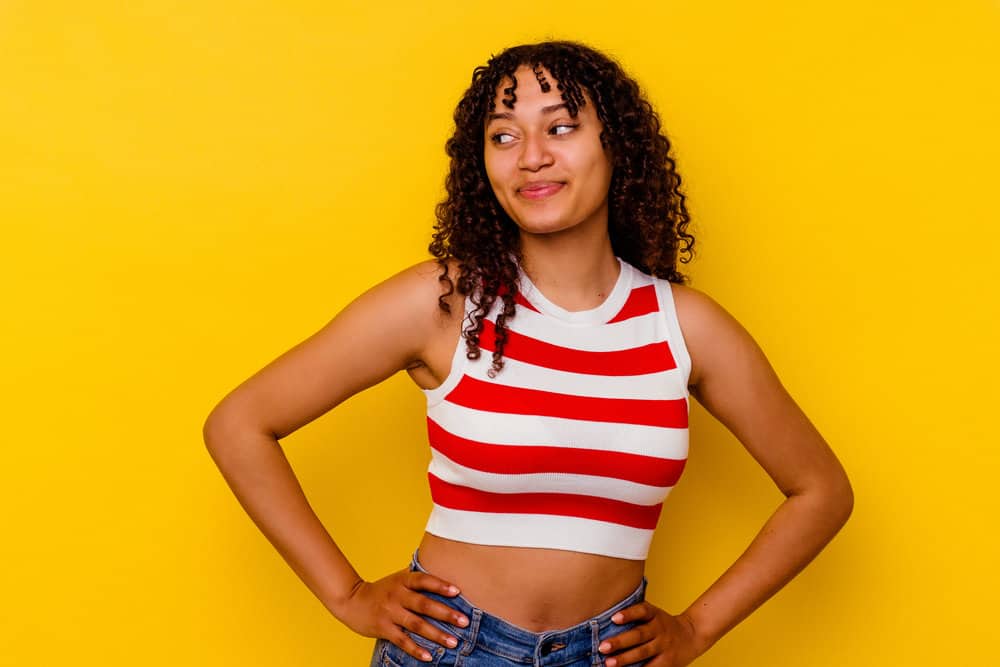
[{"xmin": 518, "ymin": 182, "xmax": 564, "ymax": 200}]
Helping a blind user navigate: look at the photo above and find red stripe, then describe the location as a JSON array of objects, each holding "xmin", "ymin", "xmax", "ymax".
[
  {"xmin": 428, "ymin": 472, "xmax": 663, "ymax": 529},
  {"xmin": 479, "ymin": 319, "xmax": 676, "ymax": 376},
  {"xmin": 445, "ymin": 376, "xmax": 688, "ymax": 428},
  {"xmin": 606, "ymin": 285, "xmax": 658, "ymax": 323},
  {"xmin": 515, "ymin": 293, "xmax": 538, "ymax": 312},
  {"xmin": 427, "ymin": 418, "xmax": 686, "ymax": 487}
]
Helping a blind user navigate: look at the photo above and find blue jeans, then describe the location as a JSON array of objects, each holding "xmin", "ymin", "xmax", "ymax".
[{"xmin": 369, "ymin": 548, "xmax": 650, "ymax": 667}]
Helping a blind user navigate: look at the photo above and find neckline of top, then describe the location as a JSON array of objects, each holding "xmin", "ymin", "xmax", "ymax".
[{"xmin": 517, "ymin": 257, "xmax": 632, "ymax": 325}]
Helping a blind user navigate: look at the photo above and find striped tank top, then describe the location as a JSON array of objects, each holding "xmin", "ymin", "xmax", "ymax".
[{"xmin": 421, "ymin": 257, "xmax": 691, "ymax": 560}]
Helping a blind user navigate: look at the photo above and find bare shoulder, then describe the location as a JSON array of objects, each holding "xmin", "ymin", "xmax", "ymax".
[
  {"xmin": 668, "ymin": 282, "xmax": 722, "ymax": 330},
  {"xmin": 668, "ymin": 282, "xmax": 756, "ymax": 390},
  {"xmin": 377, "ymin": 259, "xmax": 466, "ymax": 347},
  {"xmin": 348, "ymin": 257, "xmax": 462, "ymax": 325},
  {"xmin": 400, "ymin": 257, "xmax": 466, "ymax": 319},
  {"xmin": 203, "ymin": 257, "xmax": 464, "ymax": 440}
]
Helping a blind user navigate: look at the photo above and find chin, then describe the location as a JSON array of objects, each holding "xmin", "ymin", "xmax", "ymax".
[
  {"xmin": 516, "ymin": 208, "xmax": 597, "ymax": 235},
  {"xmin": 512, "ymin": 215, "xmax": 570, "ymax": 235}
]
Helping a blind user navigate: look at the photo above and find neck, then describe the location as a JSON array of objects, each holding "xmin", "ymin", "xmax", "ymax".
[{"xmin": 518, "ymin": 223, "xmax": 620, "ymax": 312}]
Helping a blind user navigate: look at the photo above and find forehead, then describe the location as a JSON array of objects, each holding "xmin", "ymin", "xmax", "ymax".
[
  {"xmin": 488, "ymin": 64, "xmax": 588, "ymax": 113},
  {"xmin": 495, "ymin": 65, "xmax": 556, "ymax": 95}
]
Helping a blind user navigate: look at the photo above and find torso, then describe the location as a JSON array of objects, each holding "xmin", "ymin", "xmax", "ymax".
[
  {"xmin": 404, "ymin": 260, "xmax": 685, "ymax": 631},
  {"xmin": 416, "ymin": 533, "xmax": 644, "ymax": 632}
]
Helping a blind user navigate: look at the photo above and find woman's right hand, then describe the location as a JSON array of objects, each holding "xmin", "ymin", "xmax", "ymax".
[{"xmin": 339, "ymin": 567, "xmax": 470, "ymax": 662}]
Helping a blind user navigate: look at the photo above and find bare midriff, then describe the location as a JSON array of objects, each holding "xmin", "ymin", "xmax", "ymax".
[{"xmin": 416, "ymin": 532, "xmax": 646, "ymax": 632}]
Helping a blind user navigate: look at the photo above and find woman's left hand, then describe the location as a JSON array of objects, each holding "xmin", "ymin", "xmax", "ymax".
[{"xmin": 598, "ymin": 602, "xmax": 704, "ymax": 666}]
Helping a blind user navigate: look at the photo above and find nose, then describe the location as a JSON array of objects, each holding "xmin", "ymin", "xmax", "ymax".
[{"xmin": 516, "ymin": 131, "xmax": 553, "ymax": 171}]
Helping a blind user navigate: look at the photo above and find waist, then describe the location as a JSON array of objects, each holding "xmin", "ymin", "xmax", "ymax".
[{"xmin": 416, "ymin": 533, "xmax": 646, "ymax": 632}]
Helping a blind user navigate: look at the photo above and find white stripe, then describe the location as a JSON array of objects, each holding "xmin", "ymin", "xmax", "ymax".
[
  {"xmin": 517, "ymin": 257, "xmax": 634, "ymax": 325},
  {"xmin": 653, "ymin": 279, "xmax": 692, "ymax": 384},
  {"xmin": 496, "ymin": 309, "xmax": 667, "ymax": 351},
  {"xmin": 428, "ymin": 401, "xmax": 690, "ymax": 460},
  {"xmin": 425, "ymin": 506, "xmax": 654, "ymax": 561},
  {"xmin": 428, "ymin": 449, "xmax": 676, "ymax": 505},
  {"xmin": 461, "ymin": 352, "xmax": 687, "ymax": 400},
  {"xmin": 628, "ymin": 268, "xmax": 655, "ymax": 285},
  {"xmin": 423, "ymin": 319, "xmax": 471, "ymax": 406}
]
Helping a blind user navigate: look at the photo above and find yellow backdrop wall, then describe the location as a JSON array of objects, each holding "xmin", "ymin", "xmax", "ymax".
[{"xmin": 2, "ymin": 1, "xmax": 997, "ymax": 665}]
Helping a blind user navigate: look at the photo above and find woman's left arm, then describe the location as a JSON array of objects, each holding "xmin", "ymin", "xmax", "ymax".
[{"xmin": 602, "ymin": 285, "xmax": 854, "ymax": 666}]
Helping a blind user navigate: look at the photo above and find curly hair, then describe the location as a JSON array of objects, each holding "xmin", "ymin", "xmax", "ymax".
[{"xmin": 428, "ymin": 40, "xmax": 695, "ymax": 378}]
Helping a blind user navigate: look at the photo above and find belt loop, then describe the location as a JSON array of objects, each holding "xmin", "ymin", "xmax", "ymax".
[
  {"xmin": 590, "ymin": 619, "xmax": 602, "ymax": 666},
  {"xmin": 459, "ymin": 608, "xmax": 483, "ymax": 657}
]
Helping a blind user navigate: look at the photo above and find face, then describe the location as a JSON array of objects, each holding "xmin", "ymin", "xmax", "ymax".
[{"xmin": 483, "ymin": 65, "xmax": 614, "ymax": 239}]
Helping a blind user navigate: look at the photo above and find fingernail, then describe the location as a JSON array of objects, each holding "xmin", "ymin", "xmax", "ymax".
[
  {"xmin": 599, "ymin": 642, "xmax": 611, "ymax": 653},
  {"xmin": 447, "ymin": 585, "xmax": 460, "ymax": 594},
  {"xmin": 421, "ymin": 651, "xmax": 432, "ymax": 661},
  {"xmin": 456, "ymin": 616, "xmax": 469, "ymax": 627},
  {"xmin": 606, "ymin": 659, "xmax": 617, "ymax": 667},
  {"xmin": 612, "ymin": 613, "xmax": 623, "ymax": 623},
  {"xmin": 446, "ymin": 636, "xmax": 458, "ymax": 647}
]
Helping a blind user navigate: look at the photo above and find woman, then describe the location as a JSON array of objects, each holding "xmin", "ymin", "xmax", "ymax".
[{"xmin": 203, "ymin": 41, "xmax": 853, "ymax": 667}]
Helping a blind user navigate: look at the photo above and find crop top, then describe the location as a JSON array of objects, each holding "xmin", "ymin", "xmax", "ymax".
[{"xmin": 421, "ymin": 257, "xmax": 691, "ymax": 560}]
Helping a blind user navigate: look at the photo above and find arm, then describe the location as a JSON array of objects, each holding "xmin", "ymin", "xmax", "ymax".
[
  {"xmin": 674, "ymin": 284, "xmax": 854, "ymax": 654},
  {"xmin": 201, "ymin": 259, "xmax": 460, "ymax": 621}
]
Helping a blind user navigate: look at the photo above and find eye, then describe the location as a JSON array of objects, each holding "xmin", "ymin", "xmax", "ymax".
[
  {"xmin": 550, "ymin": 123, "xmax": 579, "ymax": 136},
  {"xmin": 490, "ymin": 132, "xmax": 515, "ymax": 145}
]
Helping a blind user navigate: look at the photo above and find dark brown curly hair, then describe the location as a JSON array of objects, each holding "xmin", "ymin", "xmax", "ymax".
[{"xmin": 428, "ymin": 40, "xmax": 695, "ymax": 377}]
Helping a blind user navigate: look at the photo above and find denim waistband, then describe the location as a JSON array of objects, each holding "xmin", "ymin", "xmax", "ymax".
[{"xmin": 408, "ymin": 548, "xmax": 648, "ymax": 665}]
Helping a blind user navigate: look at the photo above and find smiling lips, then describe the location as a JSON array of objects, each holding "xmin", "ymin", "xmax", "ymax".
[{"xmin": 518, "ymin": 182, "xmax": 564, "ymax": 200}]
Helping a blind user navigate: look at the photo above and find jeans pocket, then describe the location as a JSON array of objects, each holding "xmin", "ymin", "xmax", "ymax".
[{"xmin": 377, "ymin": 630, "xmax": 448, "ymax": 667}]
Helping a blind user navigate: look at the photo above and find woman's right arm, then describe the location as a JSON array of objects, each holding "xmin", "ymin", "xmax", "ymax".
[{"xmin": 201, "ymin": 259, "xmax": 468, "ymax": 660}]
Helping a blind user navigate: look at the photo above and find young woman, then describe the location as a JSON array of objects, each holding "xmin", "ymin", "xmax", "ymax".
[{"xmin": 203, "ymin": 41, "xmax": 853, "ymax": 667}]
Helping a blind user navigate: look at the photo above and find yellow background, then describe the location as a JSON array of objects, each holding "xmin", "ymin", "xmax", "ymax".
[{"xmin": 2, "ymin": 1, "xmax": 997, "ymax": 665}]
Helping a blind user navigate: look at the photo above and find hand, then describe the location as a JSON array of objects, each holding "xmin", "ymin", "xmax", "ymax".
[
  {"xmin": 338, "ymin": 567, "xmax": 471, "ymax": 663},
  {"xmin": 598, "ymin": 602, "xmax": 704, "ymax": 666}
]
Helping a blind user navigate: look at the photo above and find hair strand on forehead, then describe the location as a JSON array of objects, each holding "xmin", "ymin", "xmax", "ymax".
[{"xmin": 531, "ymin": 62, "xmax": 551, "ymax": 93}]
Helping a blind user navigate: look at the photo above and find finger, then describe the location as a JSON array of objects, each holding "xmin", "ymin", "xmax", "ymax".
[
  {"xmin": 598, "ymin": 626, "xmax": 648, "ymax": 658},
  {"xmin": 604, "ymin": 639, "xmax": 656, "ymax": 667},
  {"xmin": 400, "ymin": 610, "xmax": 458, "ymax": 648},
  {"xmin": 611, "ymin": 602, "xmax": 653, "ymax": 624},
  {"xmin": 391, "ymin": 627, "xmax": 437, "ymax": 663},
  {"xmin": 406, "ymin": 590, "xmax": 470, "ymax": 628},
  {"xmin": 407, "ymin": 571, "xmax": 462, "ymax": 597},
  {"xmin": 405, "ymin": 614, "xmax": 461, "ymax": 651}
]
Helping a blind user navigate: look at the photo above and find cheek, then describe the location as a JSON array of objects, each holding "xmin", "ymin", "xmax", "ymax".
[
  {"xmin": 486, "ymin": 176, "xmax": 508, "ymax": 211},
  {"xmin": 483, "ymin": 158, "xmax": 507, "ymax": 198},
  {"xmin": 582, "ymin": 153, "xmax": 613, "ymax": 196},
  {"xmin": 482, "ymin": 162, "xmax": 516, "ymax": 218}
]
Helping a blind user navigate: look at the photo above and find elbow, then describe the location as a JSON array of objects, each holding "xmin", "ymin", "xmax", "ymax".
[
  {"xmin": 831, "ymin": 489, "xmax": 854, "ymax": 533},
  {"xmin": 202, "ymin": 402, "xmax": 276, "ymax": 459},
  {"xmin": 202, "ymin": 405, "xmax": 246, "ymax": 452},
  {"xmin": 202, "ymin": 412, "xmax": 227, "ymax": 453},
  {"xmin": 791, "ymin": 469, "xmax": 854, "ymax": 528},
  {"xmin": 825, "ymin": 472, "xmax": 855, "ymax": 528},
  {"xmin": 202, "ymin": 414, "xmax": 219, "ymax": 449},
  {"xmin": 202, "ymin": 401, "xmax": 228, "ymax": 445},
  {"xmin": 202, "ymin": 411, "xmax": 255, "ymax": 471},
  {"xmin": 840, "ymin": 479, "xmax": 855, "ymax": 523},
  {"xmin": 203, "ymin": 387, "xmax": 277, "ymax": 448}
]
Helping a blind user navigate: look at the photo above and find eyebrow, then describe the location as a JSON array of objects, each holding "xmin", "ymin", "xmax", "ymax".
[{"xmin": 486, "ymin": 103, "xmax": 569, "ymax": 124}]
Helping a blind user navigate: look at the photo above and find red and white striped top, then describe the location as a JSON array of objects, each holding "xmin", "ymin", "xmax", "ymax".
[{"xmin": 422, "ymin": 257, "xmax": 691, "ymax": 560}]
